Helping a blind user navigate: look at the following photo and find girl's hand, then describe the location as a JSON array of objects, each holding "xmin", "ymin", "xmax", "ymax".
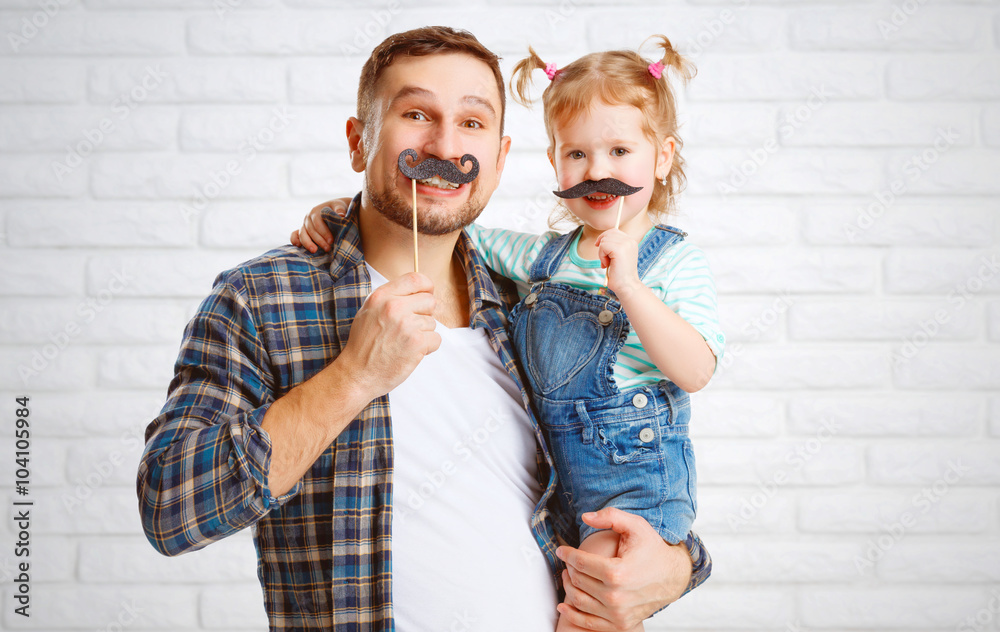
[
  {"xmin": 595, "ymin": 229, "xmax": 642, "ymax": 300},
  {"xmin": 290, "ymin": 198, "xmax": 351, "ymax": 252}
]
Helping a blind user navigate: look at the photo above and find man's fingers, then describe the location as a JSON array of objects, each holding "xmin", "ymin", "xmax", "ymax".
[
  {"xmin": 581, "ymin": 507, "xmax": 648, "ymax": 536},
  {"xmin": 558, "ymin": 544, "xmax": 617, "ymax": 584},
  {"xmin": 556, "ymin": 602, "xmax": 617, "ymax": 632},
  {"xmin": 383, "ymin": 272, "xmax": 435, "ymax": 298}
]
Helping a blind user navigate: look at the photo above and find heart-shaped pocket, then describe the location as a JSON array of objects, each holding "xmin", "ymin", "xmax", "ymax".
[{"xmin": 524, "ymin": 301, "xmax": 606, "ymax": 395}]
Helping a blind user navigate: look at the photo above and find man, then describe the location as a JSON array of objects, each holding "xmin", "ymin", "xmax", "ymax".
[{"xmin": 138, "ymin": 26, "xmax": 710, "ymax": 630}]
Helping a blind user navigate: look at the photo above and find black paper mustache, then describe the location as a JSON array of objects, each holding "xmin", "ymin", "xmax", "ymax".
[
  {"xmin": 398, "ymin": 149, "xmax": 480, "ymax": 185},
  {"xmin": 553, "ymin": 178, "xmax": 643, "ymax": 199}
]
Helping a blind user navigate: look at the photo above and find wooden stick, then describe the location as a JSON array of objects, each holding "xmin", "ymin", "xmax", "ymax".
[
  {"xmin": 411, "ymin": 178, "xmax": 419, "ymax": 273},
  {"xmin": 606, "ymin": 195, "xmax": 626, "ymax": 287}
]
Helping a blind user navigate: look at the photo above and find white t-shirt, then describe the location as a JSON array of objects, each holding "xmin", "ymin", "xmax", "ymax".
[{"xmin": 366, "ymin": 264, "xmax": 558, "ymax": 632}]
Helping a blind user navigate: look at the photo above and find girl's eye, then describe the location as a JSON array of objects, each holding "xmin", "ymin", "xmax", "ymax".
[
  {"xmin": 612, "ymin": 147, "xmax": 629, "ymax": 157},
  {"xmin": 568, "ymin": 150, "xmax": 585, "ymax": 160}
]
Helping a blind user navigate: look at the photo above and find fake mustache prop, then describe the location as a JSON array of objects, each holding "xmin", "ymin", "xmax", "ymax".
[
  {"xmin": 553, "ymin": 178, "xmax": 643, "ymax": 199},
  {"xmin": 398, "ymin": 149, "xmax": 480, "ymax": 184}
]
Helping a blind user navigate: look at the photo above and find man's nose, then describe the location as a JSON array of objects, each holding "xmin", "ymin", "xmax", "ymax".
[{"xmin": 421, "ymin": 122, "xmax": 462, "ymax": 162}]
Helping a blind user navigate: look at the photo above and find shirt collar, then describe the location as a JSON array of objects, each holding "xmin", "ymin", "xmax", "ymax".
[{"xmin": 332, "ymin": 192, "xmax": 506, "ymax": 318}]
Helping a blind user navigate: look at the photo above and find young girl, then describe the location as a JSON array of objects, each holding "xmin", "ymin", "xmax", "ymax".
[{"xmin": 293, "ymin": 36, "xmax": 724, "ymax": 630}]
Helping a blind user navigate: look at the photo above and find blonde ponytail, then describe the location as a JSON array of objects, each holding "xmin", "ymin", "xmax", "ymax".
[
  {"xmin": 510, "ymin": 46, "xmax": 548, "ymax": 108},
  {"xmin": 644, "ymin": 35, "xmax": 696, "ymax": 84}
]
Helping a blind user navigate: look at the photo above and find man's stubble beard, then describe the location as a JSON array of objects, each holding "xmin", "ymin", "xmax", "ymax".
[{"xmin": 366, "ymin": 171, "xmax": 487, "ymax": 236}]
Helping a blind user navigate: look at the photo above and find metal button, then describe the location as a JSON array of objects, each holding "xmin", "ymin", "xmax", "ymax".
[
  {"xmin": 598, "ymin": 309, "xmax": 614, "ymax": 325},
  {"xmin": 525, "ymin": 293, "xmax": 537, "ymax": 306},
  {"xmin": 639, "ymin": 427, "xmax": 655, "ymax": 443},
  {"xmin": 632, "ymin": 393, "xmax": 648, "ymax": 408}
]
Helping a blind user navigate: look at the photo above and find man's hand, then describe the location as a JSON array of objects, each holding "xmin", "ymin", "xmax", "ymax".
[
  {"xmin": 338, "ymin": 272, "xmax": 442, "ymax": 402},
  {"xmin": 555, "ymin": 508, "xmax": 693, "ymax": 631}
]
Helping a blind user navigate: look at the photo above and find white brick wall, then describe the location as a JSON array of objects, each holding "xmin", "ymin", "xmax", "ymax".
[{"xmin": 0, "ymin": 1, "xmax": 996, "ymax": 630}]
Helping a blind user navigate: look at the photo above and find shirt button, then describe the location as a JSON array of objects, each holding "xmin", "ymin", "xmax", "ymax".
[
  {"xmin": 598, "ymin": 310, "xmax": 614, "ymax": 325},
  {"xmin": 525, "ymin": 293, "xmax": 537, "ymax": 305},
  {"xmin": 639, "ymin": 427, "xmax": 655, "ymax": 443},
  {"xmin": 632, "ymin": 393, "xmax": 648, "ymax": 408}
]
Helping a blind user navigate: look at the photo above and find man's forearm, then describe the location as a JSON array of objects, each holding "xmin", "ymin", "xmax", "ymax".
[{"xmin": 260, "ymin": 354, "xmax": 374, "ymax": 496}]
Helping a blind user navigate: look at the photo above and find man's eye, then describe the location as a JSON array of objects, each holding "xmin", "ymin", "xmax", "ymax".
[
  {"xmin": 463, "ymin": 120, "xmax": 482, "ymax": 129},
  {"xmin": 406, "ymin": 112, "xmax": 427, "ymax": 121}
]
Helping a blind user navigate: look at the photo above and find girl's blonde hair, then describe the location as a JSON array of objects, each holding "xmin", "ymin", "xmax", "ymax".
[{"xmin": 510, "ymin": 36, "xmax": 695, "ymax": 227}]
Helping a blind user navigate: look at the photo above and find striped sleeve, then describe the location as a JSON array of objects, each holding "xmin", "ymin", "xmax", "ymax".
[
  {"xmin": 464, "ymin": 223, "xmax": 557, "ymax": 283},
  {"xmin": 646, "ymin": 241, "xmax": 726, "ymax": 369}
]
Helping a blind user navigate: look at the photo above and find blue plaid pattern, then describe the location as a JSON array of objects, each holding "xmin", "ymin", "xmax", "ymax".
[{"xmin": 137, "ymin": 194, "xmax": 711, "ymax": 630}]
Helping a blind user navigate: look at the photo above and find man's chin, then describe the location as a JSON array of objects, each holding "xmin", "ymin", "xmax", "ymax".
[{"xmin": 368, "ymin": 184, "xmax": 486, "ymax": 236}]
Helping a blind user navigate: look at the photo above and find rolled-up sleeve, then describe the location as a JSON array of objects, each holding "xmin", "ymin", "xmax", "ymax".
[{"xmin": 136, "ymin": 269, "xmax": 301, "ymax": 557}]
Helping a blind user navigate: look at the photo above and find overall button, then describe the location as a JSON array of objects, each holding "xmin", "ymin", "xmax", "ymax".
[
  {"xmin": 632, "ymin": 393, "xmax": 648, "ymax": 408},
  {"xmin": 639, "ymin": 427, "xmax": 655, "ymax": 443},
  {"xmin": 525, "ymin": 293, "xmax": 537, "ymax": 306},
  {"xmin": 598, "ymin": 310, "xmax": 614, "ymax": 325}
]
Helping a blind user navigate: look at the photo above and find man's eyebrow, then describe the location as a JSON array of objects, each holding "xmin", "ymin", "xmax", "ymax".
[
  {"xmin": 387, "ymin": 85, "xmax": 435, "ymax": 110},
  {"xmin": 462, "ymin": 94, "xmax": 496, "ymax": 119},
  {"xmin": 387, "ymin": 85, "xmax": 497, "ymax": 119}
]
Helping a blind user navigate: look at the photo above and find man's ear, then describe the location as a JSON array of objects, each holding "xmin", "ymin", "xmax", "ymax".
[
  {"xmin": 494, "ymin": 134, "xmax": 512, "ymax": 182},
  {"xmin": 347, "ymin": 117, "xmax": 366, "ymax": 173}
]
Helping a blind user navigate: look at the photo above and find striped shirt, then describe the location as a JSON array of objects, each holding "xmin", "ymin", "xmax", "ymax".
[
  {"xmin": 466, "ymin": 223, "xmax": 725, "ymax": 389},
  {"xmin": 137, "ymin": 196, "xmax": 713, "ymax": 630}
]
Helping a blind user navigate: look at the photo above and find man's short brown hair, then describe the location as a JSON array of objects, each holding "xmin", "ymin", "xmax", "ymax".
[{"xmin": 357, "ymin": 26, "xmax": 506, "ymax": 136}]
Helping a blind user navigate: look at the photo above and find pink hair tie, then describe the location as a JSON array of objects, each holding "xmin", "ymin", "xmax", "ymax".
[
  {"xmin": 648, "ymin": 61, "xmax": 665, "ymax": 79},
  {"xmin": 544, "ymin": 62, "xmax": 559, "ymax": 81}
]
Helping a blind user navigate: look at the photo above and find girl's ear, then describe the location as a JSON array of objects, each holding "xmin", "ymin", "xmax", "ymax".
[
  {"xmin": 547, "ymin": 146, "xmax": 555, "ymax": 170},
  {"xmin": 656, "ymin": 135, "xmax": 676, "ymax": 180}
]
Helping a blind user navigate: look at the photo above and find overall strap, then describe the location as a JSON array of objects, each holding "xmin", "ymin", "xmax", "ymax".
[
  {"xmin": 527, "ymin": 226, "xmax": 584, "ymax": 283},
  {"xmin": 636, "ymin": 225, "xmax": 687, "ymax": 280}
]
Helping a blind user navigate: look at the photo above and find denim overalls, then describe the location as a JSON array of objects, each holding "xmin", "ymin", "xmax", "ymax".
[{"xmin": 509, "ymin": 224, "xmax": 697, "ymax": 546}]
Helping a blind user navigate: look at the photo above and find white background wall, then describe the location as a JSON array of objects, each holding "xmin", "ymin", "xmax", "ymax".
[{"xmin": 0, "ymin": 0, "xmax": 997, "ymax": 630}]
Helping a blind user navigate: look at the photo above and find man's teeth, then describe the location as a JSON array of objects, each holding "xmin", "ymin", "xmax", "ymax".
[{"xmin": 418, "ymin": 175, "xmax": 459, "ymax": 190}]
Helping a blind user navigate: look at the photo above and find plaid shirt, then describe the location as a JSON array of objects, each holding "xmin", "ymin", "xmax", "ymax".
[{"xmin": 137, "ymin": 194, "xmax": 711, "ymax": 630}]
